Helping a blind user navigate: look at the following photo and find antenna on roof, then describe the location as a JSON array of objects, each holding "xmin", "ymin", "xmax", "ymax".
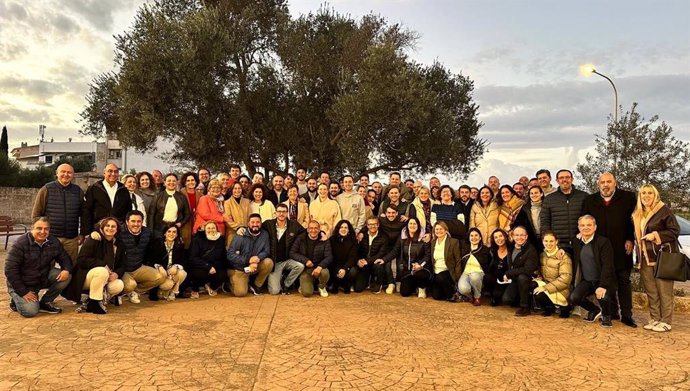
[{"xmin": 38, "ymin": 124, "xmax": 46, "ymax": 142}]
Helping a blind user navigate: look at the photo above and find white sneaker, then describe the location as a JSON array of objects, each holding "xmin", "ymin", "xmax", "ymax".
[
  {"xmin": 643, "ymin": 320, "xmax": 659, "ymax": 330},
  {"xmin": 205, "ymin": 283, "xmax": 217, "ymax": 297},
  {"xmin": 571, "ymin": 306, "xmax": 583, "ymax": 317},
  {"xmin": 129, "ymin": 291, "xmax": 141, "ymax": 304},
  {"xmin": 417, "ymin": 288, "xmax": 427, "ymax": 298},
  {"xmin": 651, "ymin": 322, "xmax": 672, "ymax": 332},
  {"xmin": 319, "ymin": 287, "xmax": 329, "ymax": 298},
  {"xmin": 395, "ymin": 282, "xmax": 401, "ymax": 292},
  {"xmin": 385, "ymin": 283, "xmax": 395, "ymax": 295},
  {"xmin": 166, "ymin": 292, "xmax": 176, "ymax": 301}
]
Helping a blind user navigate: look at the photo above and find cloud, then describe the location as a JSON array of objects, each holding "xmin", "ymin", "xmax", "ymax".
[
  {"xmin": 62, "ymin": 0, "xmax": 140, "ymax": 32},
  {"xmin": 0, "ymin": 1, "xmax": 28, "ymax": 21},
  {"xmin": 51, "ymin": 13, "xmax": 81, "ymax": 35},
  {"xmin": 0, "ymin": 76, "xmax": 66, "ymax": 104}
]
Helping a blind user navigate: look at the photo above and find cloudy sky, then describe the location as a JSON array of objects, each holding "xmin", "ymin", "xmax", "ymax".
[{"xmin": 1, "ymin": 0, "xmax": 688, "ymax": 187}]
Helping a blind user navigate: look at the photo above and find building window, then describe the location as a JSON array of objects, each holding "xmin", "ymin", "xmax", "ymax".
[
  {"xmin": 45, "ymin": 155, "xmax": 53, "ymax": 164},
  {"xmin": 108, "ymin": 150, "xmax": 121, "ymax": 159}
]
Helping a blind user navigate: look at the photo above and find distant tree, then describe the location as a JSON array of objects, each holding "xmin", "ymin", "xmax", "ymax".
[
  {"xmin": 79, "ymin": 0, "xmax": 485, "ymax": 179},
  {"xmin": 577, "ymin": 102, "xmax": 690, "ymax": 208},
  {"xmin": 53, "ymin": 155, "xmax": 95, "ymax": 173},
  {"xmin": 0, "ymin": 126, "xmax": 8, "ymax": 159}
]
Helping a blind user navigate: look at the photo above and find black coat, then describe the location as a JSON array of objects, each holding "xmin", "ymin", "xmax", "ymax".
[
  {"xmin": 358, "ymin": 231, "xmax": 389, "ymax": 265},
  {"xmin": 572, "ymin": 235, "xmax": 617, "ymax": 291},
  {"xmin": 459, "ymin": 244, "xmax": 491, "ymax": 275},
  {"xmin": 329, "ymin": 235, "xmax": 358, "ymax": 272},
  {"xmin": 456, "ymin": 199, "xmax": 474, "ymax": 228},
  {"xmin": 267, "ymin": 189, "xmax": 288, "ymax": 207},
  {"xmin": 384, "ymin": 237, "xmax": 431, "ymax": 277},
  {"xmin": 188, "ymin": 235, "xmax": 226, "ymax": 272},
  {"xmin": 62, "ymin": 236, "xmax": 125, "ymax": 302},
  {"xmin": 262, "ymin": 219, "xmax": 304, "ymax": 263},
  {"xmin": 147, "ymin": 237, "xmax": 187, "ymax": 268},
  {"xmin": 540, "ymin": 187, "xmax": 587, "ymax": 248},
  {"xmin": 82, "ymin": 181, "xmax": 130, "ymax": 233},
  {"xmin": 581, "ymin": 189, "xmax": 636, "ymax": 271},
  {"xmin": 489, "ymin": 249, "xmax": 510, "ymax": 281},
  {"xmin": 4, "ymin": 233, "xmax": 73, "ymax": 297},
  {"xmin": 504, "ymin": 242, "xmax": 539, "ymax": 279},
  {"xmin": 289, "ymin": 233, "xmax": 333, "ymax": 269}
]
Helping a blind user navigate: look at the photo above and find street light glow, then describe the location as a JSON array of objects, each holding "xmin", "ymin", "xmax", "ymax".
[{"xmin": 580, "ymin": 64, "xmax": 596, "ymax": 76}]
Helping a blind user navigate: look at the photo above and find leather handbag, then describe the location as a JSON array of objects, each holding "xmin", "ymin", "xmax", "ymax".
[{"xmin": 654, "ymin": 242, "xmax": 690, "ymax": 282}]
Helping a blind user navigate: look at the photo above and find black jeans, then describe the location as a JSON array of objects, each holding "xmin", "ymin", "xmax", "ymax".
[
  {"xmin": 181, "ymin": 267, "xmax": 226, "ymax": 292},
  {"xmin": 431, "ymin": 270, "xmax": 455, "ymax": 300},
  {"xmin": 501, "ymin": 274, "xmax": 532, "ymax": 308},
  {"xmin": 349, "ymin": 265, "xmax": 371, "ymax": 293},
  {"xmin": 399, "ymin": 269, "xmax": 431, "ymax": 297},
  {"xmin": 610, "ymin": 268, "xmax": 633, "ymax": 318},
  {"xmin": 371, "ymin": 261, "xmax": 394, "ymax": 286},
  {"xmin": 569, "ymin": 280, "xmax": 611, "ymax": 316},
  {"xmin": 328, "ymin": 267, "xmax": 353, "ymax": 292}
]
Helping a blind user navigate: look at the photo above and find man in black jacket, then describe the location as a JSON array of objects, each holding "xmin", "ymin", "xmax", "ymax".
[
  {"xmin": 290, "ymin": 220, "xmax": 333, "ymax": 297},
  {"xmin": 267, "ymin": 175, "xmax": 288, "ymax": 207},
  {"xmin": 82, "ymin": 163, "xmax": 130, "ymax": 234},
  {"xmin": 540, "ymin": 169, "xmax": 587, "ymax": 254},
  {"xmin": 5, "ymin": 217, "xmax": 73, "ymax": 317},
  {"xmin": 571, "ymin": 215, "xmax": 616, "ymax": 328},
  {"xmin": 581, "ymin": 172, "xmax": 638, "ymax": 327},
  {"xmin": 265, "ymin": 203, "xmax": 306, "ymax": 295},
  {"xmin": 455, "ymin": 184, "xmax": 474, "ymax": 227},
  {"xmin": 351, "ymin": 217, "xmax": 389, "ymax": 293},
  {"xmin": 501, "ymin": 226, "xmax": 540, "ymax": 316}
]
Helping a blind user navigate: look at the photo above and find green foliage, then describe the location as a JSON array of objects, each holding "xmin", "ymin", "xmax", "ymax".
[
  {"xmin": 577, "ymin": 103, "xmax": 690, "ymax": 209},
  {"xmin": 0, "ymin": 126, "xmax": 8, "ymax": 157},
  {"xmin": 53, "ymin": 155, "xmax": 95, "ymax": 173},
  {"xmin": 0, "ymin": 159, "xmax": 55, "ymax": 188},
  {"xmin": 79, "ymin": 0, "xmax": 485, "ymax": 179}
]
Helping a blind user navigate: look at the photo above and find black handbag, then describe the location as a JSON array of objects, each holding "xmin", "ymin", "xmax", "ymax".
[{"xmin": 654, "ymin": 242, "xmax": 690, "ymax": 282}]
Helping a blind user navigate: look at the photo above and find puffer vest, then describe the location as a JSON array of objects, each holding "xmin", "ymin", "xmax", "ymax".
[{"xmin": 45, "ymin": 181, "xmax": 82, "ymax": 238}]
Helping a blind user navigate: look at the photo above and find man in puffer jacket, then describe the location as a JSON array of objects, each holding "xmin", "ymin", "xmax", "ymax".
[{"xmin": 540, "ymin": 169, "xmax": 587, "ymax": 255}]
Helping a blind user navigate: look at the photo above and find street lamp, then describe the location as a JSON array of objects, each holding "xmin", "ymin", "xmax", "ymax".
[
  {"xmin": 580, "ymin": 64, "xmax": 618, "ymax": 122},
  {"xmin": 580, "ymin": 64, "xmax": 620, "ymax": 174}
]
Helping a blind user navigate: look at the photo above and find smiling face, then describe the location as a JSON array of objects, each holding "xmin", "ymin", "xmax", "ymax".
[
  {"xmin": 31, "ymin": 219, "xmax": 50, "ymax": 243},
  {"xmin": 418, "ymin": 188, "xmax": 430, "ymax": 202},
  {"xmin": 124, "ymin": 176, "xmax": 137, "ymax": 192},
  {"xmin": 440, "ymin": 187, "xmax": 453, "ymax": 202},
  {"xmin": 232, "ymin": 183, "xmax": 243, "ymax": 198},
  {"xmin": 55, "ymin": 164, "xmax": 74, "ymax": 186},
  {"xmin": 307, "ymin": 178, "xmax": 318, "ymax": 192},
  {"xmin": 493, "ymin": 231, "xmax": 506, "ymax": 247},
  {"xmin": 184, "ymin": 175, "xmax": 197, "ymax": 190},
  {"xmin": 248, "ymin": 216, "xmax": 262, "ymax": 234},
  {"xmin": 252, "ymin": 187, "xmax": 263, "ymax": 202},
  {"xmin": 469, "ymin": 230, "xmax": 481, "ymax": 246},
  {"xmin": 407, "ymin": 219, "xmax": 419, "ymax": 235},
  {"xmin": 102, "ymin": 219, "xmax": 118, "ymax": 240},
  {"xmin": 165, "ymin": 175, "xmax": 178, "ymax": 191},
  {"xmin": 317, "ymin": 183, "xmax": 329, "ymax": 199},
  {"xmin": 338, "ymin": 222, "xmax": 350, "ymax": 237},
  {"xmin": 598, "ymin": 173, "xmax": 616, "ymax": 198},
  {"xmin": 388, "ymin": 187, "xmax": 400, "ymax": 203},
  {"xmin": 556, "ymin": 170, "xmax": 573, "ymax": 192},
  {"xmin": 480, "ymin": 188, "xmax": 492, "ymax": 204},
  {"xmin": 272, "ymin": 175, "xmax": 284, "ymax": 191},
  {"xmin": 367, "ymin": 219, "xmax": 379, "ymax": 236},
  {"xmin": 329, "ymin": 183, "xmax": 340, "ymax": 198},
  {"xmin": 126, "ymin": 214, "xmax": 143, "ymax": 235},
  {"xmin": 434, "ymin": 224, "xmax": 447, "ymax": 239},
  {"xmin": 529, "ymin": 186, "xmax": 543, "ymax": 203},
  {"xmin": 139, "ymin": 174, "xmax": 151, "ymax": 190},
  {"xmin": 288, "ymin": 186, "xmax": 299, "ymax": 201},
  {"xmin": 640, "ymin": 187, "xmax": 656, "ymax": 207},
  {"xmin": 458, "ymin": 188, "xmax": 470, "ymax": 202},
  {"xmin": 198, "ymin": 169, "xmax": 210, "ymax": 182},
  {"xmin": 501, "ymin": 187, "xmax": 513, "ymax": 203},
  {"xmin": 307, "ymin": 221, "xmax": 321, "ymax": 239},
  {"xmin": 208, "ymin": 183, "xmax": 221, "ymax": 198},
  {"xmin": 204, "ymin": 222, "xmax": 218, "ymax": 236},
  {"xmin": 512, "ymin": 227, "xmax": 528, "ymax": 246},
  {"xmin": 542, "ymin": 233, "xmax": 557, "ymax": 252},
  {"xmin": 343, "ymin": 176, "xmax": 354, "ymax": 192},
  {"xmin": 296, "ymin": 169, "xmax": 306, "ymax": 181},
  {"xmin": 275, "ymin": 205, "xmax": 288, "ymax": 222},
  {"xmin": 578, "ymin": 216, "xmax": 597, "ymax": 239},
  {"xmin": 103, "ymin": 164, "xmax": 119, "ymax": 185},
  {"xmin": 165, "ymin": 226, "xmax": 178, "ymax": 242}
]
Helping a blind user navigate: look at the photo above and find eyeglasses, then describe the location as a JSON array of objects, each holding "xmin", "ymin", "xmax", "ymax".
[{"xmin": 276, "ymin": 210, "xmax": 288, "ymax": 214}]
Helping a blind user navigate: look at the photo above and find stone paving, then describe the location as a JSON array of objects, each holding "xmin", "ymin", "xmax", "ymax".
[{"xmin": 1, "ymin": 250, "xmax": 689, "ymax": 391}]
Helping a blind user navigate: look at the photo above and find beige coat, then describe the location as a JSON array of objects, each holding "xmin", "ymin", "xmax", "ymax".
[
  {"xmin": 469, "ymin": 201, "xmax": 499, "ymax": 246},
  {"xmin": 287, "ymin": 200, "xmax": 310, "ymax": 228},
  {"xmin": 538, "ymin": 251, "xmax": 572, "ymax": 306},
  {"xmin": 309, "ymin": 197, "xmax": 342, "ymax": 238},
  {"xmin": 224, "ymin": 197, "xmax": 250, "ymax": 247}
]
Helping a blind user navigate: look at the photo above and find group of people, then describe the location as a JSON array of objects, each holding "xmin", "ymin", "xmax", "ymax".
[{"xmin": 5, "ymin": 163, "xmax": 681, "ymax": 333}]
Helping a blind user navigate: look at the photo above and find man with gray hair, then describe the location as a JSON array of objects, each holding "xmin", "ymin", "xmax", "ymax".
[
  {"xmin": 581, "ymin": 172, "xmax": 638, "ymax": 327},
  {"xmin": 570, "ymin": 215, "xmax": 616, "ymax": 328}
]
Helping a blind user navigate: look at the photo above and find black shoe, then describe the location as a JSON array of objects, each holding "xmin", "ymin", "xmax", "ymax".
[
  {"xmin": 39, "ymin": 302, "xmax": 62, "ymax": 314},
  {"xmin": 148, "ymin": 289, "xmax": 160, "ymax": 301},
  {"xmin": 9, "ymin": 299, "xmax": 17, "ymax": 312},
  {"xmin": 559, "ymin": 306, "xmax": 571, "ymax": 318},
  {"xmin": 447, "ymin": 293, "xmax": 461, "ymax": 303},
  {"xmin": 542, "ymin": 307, "xmax": 555, "ymax": 317},
  {"xmin": 85, "ymin": 299, "xmax": 107, "ymax": 315},
  {"xmin": 489, "ymin": 298, "xmax": 499, "ymax": 307},
  {"xmin": 515, "ymin": 307, "xmax": 531, "ymax": 317},
  {"xmin": 601, "ymin": 316, "xmax": 613, "ymax": 328},
  {"xmin": 584, "ymin": 310, "xmax": 602, "ymax": 323},
  {"xmin": 221, "ymin": 282, "xmax": 231, "ymax": 293},
  {"xmin": 280, "ymin": 287, "xmax": 291, "ymax": 295},
  {"xmin": 249, "ymin": 284, "xmax": 262, "ymax": 296},
  {"xmin": 343, "ymin": 287, "xmax": 351, "ymax": 294},
  {"xmin": 621, "ymin": 316, "xmax": 638, "ymax": 328},
  {"xmin": 109, "ymin": 295, "xmax": 122, "ymax": 306},
  {"xmin": 611, "ymin": 312, "xmax": 621, "ymax": 321}
]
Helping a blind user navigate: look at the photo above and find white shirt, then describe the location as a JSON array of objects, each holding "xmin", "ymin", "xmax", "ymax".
[
  {"xmin": 162, "ymin": 190, "xmax": 179, "ymax": 223},
  {"xmin": 434, "ymin": 236, "xmax": 448, "ymax": 274},
  {"xmin": 103, "ymin": 180, "xmax": 119, "ymax": 206}
]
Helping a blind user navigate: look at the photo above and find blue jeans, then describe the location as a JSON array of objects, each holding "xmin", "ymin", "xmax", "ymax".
[
  {"xmin": 8, "ymin": 268, "xmax": 71, "ymax": 318},
  {"xmin": 458, "ymin": 272, "xmax": 484, "ymax": 299},
  {"xmin": 267, "ymin": 260, "xmax": 305, "ymax": 295}
]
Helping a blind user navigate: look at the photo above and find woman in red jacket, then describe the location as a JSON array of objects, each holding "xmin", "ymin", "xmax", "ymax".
[{"xmin": 193, "ymin": 179, "xmax": 226, "ymax": 237}]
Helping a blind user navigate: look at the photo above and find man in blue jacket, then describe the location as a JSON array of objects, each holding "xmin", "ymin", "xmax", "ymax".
[
  {"xmin": 227, "ymin": 214, "xmax": 274, "ymax": 297},
  {"xmin": 5, "ymin": 217, "xmax": 73, "ymax": 317}
]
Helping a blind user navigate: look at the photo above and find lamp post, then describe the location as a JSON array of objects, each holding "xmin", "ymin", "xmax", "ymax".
[{"xmin": 581, "ymin": 64, "xmax": 619, "ymax": 174}]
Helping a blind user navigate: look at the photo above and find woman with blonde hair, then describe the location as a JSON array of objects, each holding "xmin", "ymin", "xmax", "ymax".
[
  {"xmin": 412, "ymin": 186, "xmax": 435, "ymax": 234},
  {"xmin": 194, "ymin": 179, "xmax": 226, "ymax": 237},
  {"xmin": 224, "ymin": 182, "xmax": 251, "ymax": 247},
  {"xmin": 533, "ymin": 230, "xmax": 572, "ymax": 317},
  {"xmin": 309, "ymin": 183, "xmax": 342, "ymax": 238},
  {"xmin": 632, "ymin": 184, "xmax": 680, "ymax": 332}
]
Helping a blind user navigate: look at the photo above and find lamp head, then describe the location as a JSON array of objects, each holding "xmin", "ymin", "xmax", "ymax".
[{"xmin": 580, "ymin": 64, "xmax": 596, "ymax": 76}]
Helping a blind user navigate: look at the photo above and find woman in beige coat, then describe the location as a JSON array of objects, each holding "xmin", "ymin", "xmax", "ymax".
[
  {"xmin": 309, "ymin": 183, "xmax": 342, "ymax": 238},
  {"xmin": 223, "ymin": 182, "xmax": 251, "ymax": 247},
  {"xmin": 286, "ymin": 186, "xmax": 309, "ymax": 228},
  {"xmin": 470, "ymin": 186, "xmax": 499, "ymax": 246},
  {"xmin": 533, "ymin": 230, "xmax": 572, "ymax": 317}
]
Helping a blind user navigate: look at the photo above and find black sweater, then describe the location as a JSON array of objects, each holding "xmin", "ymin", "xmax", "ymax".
[{"xmin": 329, "ymin": 236, "xmax": 358, "ymax": 272}]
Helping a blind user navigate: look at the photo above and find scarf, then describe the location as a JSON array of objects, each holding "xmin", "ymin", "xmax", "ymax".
[{"xmin": 499, "ymin": 196, "xmax": 525, "ymax": 231}]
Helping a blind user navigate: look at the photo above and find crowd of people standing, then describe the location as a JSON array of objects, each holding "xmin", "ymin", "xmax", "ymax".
[{"xmin": 5, "ymin": 162, "xmax": 682, "ymax": 333}]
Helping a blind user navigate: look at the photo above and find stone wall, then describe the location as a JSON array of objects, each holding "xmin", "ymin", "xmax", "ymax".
[{"xmin": 0, "ymin": 187, "xmax": 39, "ymax": 224}]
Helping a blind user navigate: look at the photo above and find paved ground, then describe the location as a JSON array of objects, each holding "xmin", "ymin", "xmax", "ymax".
[{"xmin": 1, "ymin": 250, "xmax": 689, "ymax": 391}]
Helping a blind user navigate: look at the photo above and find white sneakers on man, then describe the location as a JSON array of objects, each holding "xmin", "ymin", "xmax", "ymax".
[{"xmin": 128, "ymin": 291, "xmax": 141, "ymax": 304}]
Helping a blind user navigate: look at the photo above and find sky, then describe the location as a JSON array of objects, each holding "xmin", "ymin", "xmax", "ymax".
[{"xmin": 1, "ymin": 0, "xmax": 688, "ymax": 187}]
